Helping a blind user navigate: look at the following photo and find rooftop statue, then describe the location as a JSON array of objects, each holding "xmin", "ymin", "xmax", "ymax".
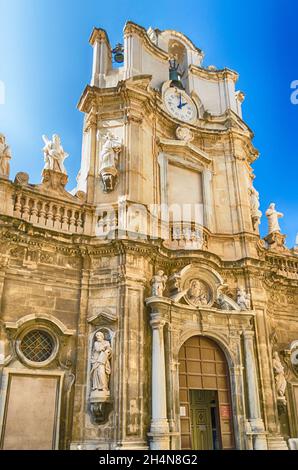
[
  {"xmin": 265, "ymin": 203, "xmax": 283, "ymax": 234},
  {"xmin": 0, "ymin": 133, "xmax": 11, "ymax": 178},
  {"xmin": 42, "ymin": 134, "xmax": 68, "ymax": 174}
]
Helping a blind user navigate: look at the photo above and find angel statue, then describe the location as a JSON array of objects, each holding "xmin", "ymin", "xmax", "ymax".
[
  {"xmin": 236, "ymin": 287, "xmax": 251, "ymax": 310},
  {"xmin": 151, "ymin": 270, "xmax": 168, "ymax": 297},
  {"xmin": 42, "ymin": 134, "xmax": 68, "ymax": 174}
]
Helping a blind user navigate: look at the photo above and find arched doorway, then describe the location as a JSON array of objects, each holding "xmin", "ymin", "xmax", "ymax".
[{"xmin": 179, "ymin": 335, "xmax": 235, "ymax": 450}]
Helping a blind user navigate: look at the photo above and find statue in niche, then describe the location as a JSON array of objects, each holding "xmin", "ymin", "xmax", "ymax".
[
  {"xmin": 236, "ymin": 287, "xmax": 251, "ymax": 310},
  {"xmin": 265, "ymin": 203, "xmax": 283, "ymax": 234},
  {"xmin": 151, "ymin": 270, "xmax": 168, "ymax": 297},
  {"xmin": 249, "ymin": 185, "xmax": 262, "ymax": 229},
  {"xmin": 90, "ymin": 331, "xmax": 112, "ymax": 394},
  {"xmin": 272, "ymin": 351, "xmax": 287, "ymax": 403},
  {"xmin": 42, "ymin": 134, "xmax": 68, "ymax": 174},
  {"xmin": 186, "ymin": 279, "xmax": 209, "ymax": 307},
  {"xmin": 98, "ymin": 131, "xmax": 121, "ymax": 192},
  {"xmin": 0, "ymin": 133, "xmax": 11, "ymax": 178}
]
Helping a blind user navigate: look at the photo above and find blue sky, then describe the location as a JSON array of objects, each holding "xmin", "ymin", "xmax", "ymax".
[{"xmin": 0, "ymin": 0, "xmax": 297, "ymax": 246}]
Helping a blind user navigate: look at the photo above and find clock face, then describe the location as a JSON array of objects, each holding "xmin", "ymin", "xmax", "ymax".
[{"xmin": 164, "ymin": 88, "xmax": 197, "ymax": 123}]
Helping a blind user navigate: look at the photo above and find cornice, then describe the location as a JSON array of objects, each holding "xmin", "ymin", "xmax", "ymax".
[
  {"xmin": 1, "ymin": 221, "xmax": 298, "ymax": 289},
  {"xmin": 189, "ymin": 64, "xmax": 239, "ymax": 83},
  {"xmin": 157, "ymin": 138, "xmax": 211, "ymax": 165},
  {"xmin": 123, "ymin": 22, "xmax": 204, "ymax": 61},
  {"xmin": 123, "ymin": 21, "xmax": 169, "ymax": 62},
  {"xmin": 159, "ymin": 28, "xmax": 203, "ymax": 55},
  {"xmin": 77, "ymin": 85, "xmax": 258, "ymax": 157},
  {"xmin": 89, "ymin": 27, "xmax": 111, "ymax": 49}
]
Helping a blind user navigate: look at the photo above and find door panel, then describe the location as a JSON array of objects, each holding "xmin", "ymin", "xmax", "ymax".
[
  {"xmin": 179, "ymin": 336, "xmax": 235, "ymax": 450},
  {"xmin": 1, "ymin": 373, "xmax": 62, "ymax": 450}
]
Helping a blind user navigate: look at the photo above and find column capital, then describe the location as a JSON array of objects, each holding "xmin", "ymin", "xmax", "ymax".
[
  {"xmin": 243, "ymin": 329, "xmax": 255, "ymax": 340},
  {"xmin": 150, "ymin": 314, "xmax": 166, "ymax": 330}
]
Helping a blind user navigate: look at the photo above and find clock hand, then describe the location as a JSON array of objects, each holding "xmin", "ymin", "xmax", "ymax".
[
  {"xmin": 180, "ymin": 101, "xmax": 187, "ymax": 108},
  {"xmin": 177, "ymin": 93, "xmax": 182, "ymax": 109}
]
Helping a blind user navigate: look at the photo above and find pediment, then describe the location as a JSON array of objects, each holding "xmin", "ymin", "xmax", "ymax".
[
  {"xmin": 87, "ymin": 308, "xmax": 118, "ymax": 325},
  {"xmin": 158, "ymin": 138, "xmax": 211, "ymax": 166}
]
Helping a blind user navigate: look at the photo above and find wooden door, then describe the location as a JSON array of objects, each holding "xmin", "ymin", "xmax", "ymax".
[{"xmin": 179, "ymin": 336, "xmax": 235, "ymax": 450}]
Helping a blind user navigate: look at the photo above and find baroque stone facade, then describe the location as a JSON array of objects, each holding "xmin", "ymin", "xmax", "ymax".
[{"xmin": 0, "ymin": 22, "xmax": 297, "ymax": 450}]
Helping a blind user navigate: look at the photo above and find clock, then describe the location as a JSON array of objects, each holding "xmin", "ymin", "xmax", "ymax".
[{"xmin": 164, "ymin": 88, "xmax": 197, "ymax": 123}]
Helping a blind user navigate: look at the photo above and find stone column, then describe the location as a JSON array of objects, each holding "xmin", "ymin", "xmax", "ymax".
[
  {"xmin": 243, "ymin": 330, "xmax": 267, "ymax": 449},
  {"xmin": 85, "ymin": 106, "xmax": 97, "ymax": 206},
  {"xmin": 149, "ymin": 313, "xmax": 170, "ymax": 449}
]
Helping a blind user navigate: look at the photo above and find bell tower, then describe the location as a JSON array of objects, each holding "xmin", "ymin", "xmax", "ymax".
[{"xmin": 75, "ymin": 21, "xmax": 260, "ymax": 257}]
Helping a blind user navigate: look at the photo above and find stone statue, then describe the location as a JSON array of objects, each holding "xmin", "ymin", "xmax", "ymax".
[
  {"xmin": 236, "ymin": 287, "xmax": 251, "ymax": 310},
  {"xmin": 217, "ymin": 293, "xmax": 233, "ymax": 310},
  {"xmin": 42, "ymin": 134, "xmax": 68, "ymax": 174},
  {"xmin": 249, "ymin": 185, "xmax": 262, "ymax": 228},
  {"xmin": 265, "ymin": 203, "xmax": 283, "ymax": 234},
  {"xmin": 272, "ymin": 351, "xmax": 287, "ymax": 401},
  {"xmin": 147, "ymin": 27, "xmax": 158, "ymax": 45},
  {"xmin": 151, "ymin": 270, "xmax": 168, "ymax": 297},
  {"xmin": 90, "ymin": 331, "xmax": 112, "ymax": 393},
  {"xmin": 98, "ymin": 131, "xmax": 121, "ymax": 192},
  {"xmin": 186, "ymin": 279, "xmax": 209, "ymax": 307},
  {"xmin": 0, "ymin": 133, "xmax": 11, "ymax": 178}
]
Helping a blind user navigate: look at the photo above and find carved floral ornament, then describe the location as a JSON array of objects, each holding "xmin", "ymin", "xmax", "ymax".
[
  {"xmin": 149, "ymin": 265, "xmax": 251, "ymax": 312},
  {"xmin": 176, "ymin": 126, "xmax": 194, "ymax": 143}
]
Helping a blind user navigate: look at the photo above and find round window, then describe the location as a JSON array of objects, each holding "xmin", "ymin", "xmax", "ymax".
[{"xmin": 19, "ymin": 329, "xmax": 56, "ymax": 365}]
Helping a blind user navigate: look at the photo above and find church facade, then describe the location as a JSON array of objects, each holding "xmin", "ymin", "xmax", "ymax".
[{"xmin": 0, "ymin": 22, "xmax": 298, "ymax": 451}]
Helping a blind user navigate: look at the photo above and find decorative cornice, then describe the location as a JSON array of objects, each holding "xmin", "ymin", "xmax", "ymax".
[
  {"xmin": 4, "ymin": 314, "xmax": 76, "ymax": 336},
  {"xmin": 124, "ymin": 21, "xmax": 169, "ymax": 62},
  {"xmin": 159, "ymin": 28, "xmax": 203, "ymax": 55},
  {"xmin": 123, "ymin": 22, "xmax": 203, "ymax": 60},
  {"xmin": 89, "ymin": 27, "xmax": 111, "ymax": 49},
  {"xmin": 189, "ymin": 64, "xmax": 239, "ymax": 83},
  {"xmin": 157, "ymin": 138, "xmax": 211, "ymax": 166}
]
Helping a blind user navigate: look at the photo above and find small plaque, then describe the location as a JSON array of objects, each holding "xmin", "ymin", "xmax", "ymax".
[
  {"xmin": 180, "ymin": 406, "xmax": 186, "ymax": 417},
  {"xmin": 220, "ymin": 405, "xmax": 231, "ymax": 419}
]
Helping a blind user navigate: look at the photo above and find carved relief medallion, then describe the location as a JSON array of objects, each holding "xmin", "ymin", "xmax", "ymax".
[
  {"xmin": 185, "ymin": 279, "xmax": 210, "ymax": 307},
  {"xmin": 176, "ymin": 126, "xmax": 194, "ymax": 142}
]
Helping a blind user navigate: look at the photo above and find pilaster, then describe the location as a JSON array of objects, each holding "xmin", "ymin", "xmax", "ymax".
[{"xmin": 243, "ymin": 330, "xmax": 267, "ymax": 449}]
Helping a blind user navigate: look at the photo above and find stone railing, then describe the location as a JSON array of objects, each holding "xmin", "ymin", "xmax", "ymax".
[
  {"xmin": 266, "ymin": 255, "xmax": 298, "ymax": 280},
  {"xmin": 13, "ymin": 190, "xmax": 85, "ymax": 234},
  {"xmin": 96, "ymin": 208, "xmax": 118, "ymax": 236},
  {"xmin": 164, "ymin": 221, "xmax": 209, "ymax": 250},
  {"xmin": 95, "ymin": 205, "xmax": 209, "ymax": 250}
]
